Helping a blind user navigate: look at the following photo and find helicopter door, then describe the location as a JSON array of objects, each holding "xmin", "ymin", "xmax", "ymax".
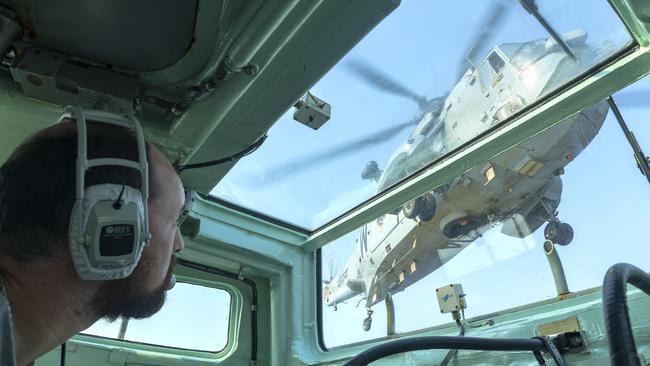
[
  {"xmin": 487, "ymin": 51, "xmax": 506, "ymax": 86},
  {"xmin": 478, "ymin": 51, "xmax": 507, "ymax": 93},
  {"xmin": 478, "ymin": 61, "xmax": 493, "ymax": 93}
]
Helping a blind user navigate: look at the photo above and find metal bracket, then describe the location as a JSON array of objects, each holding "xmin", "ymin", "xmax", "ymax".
[
  {"xmin": 10, "ymin": 47, "xmax": 140, "ymax": 114},
  {"xmin": 608, "ymin": 97, "xmax": 650, "ymax": 185},
  {"xmin": 538, "ymin": 317, "xmax": 586, "ymax": 354}
]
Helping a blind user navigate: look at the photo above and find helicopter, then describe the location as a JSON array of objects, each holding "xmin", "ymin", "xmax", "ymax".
[{"xmin": 321, "ymin": 25, "xmax": 614, "ymax": 331}]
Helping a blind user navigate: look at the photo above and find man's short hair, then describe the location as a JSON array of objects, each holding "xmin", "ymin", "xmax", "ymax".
[{"xmin": 0, "ymin": 119, "xmax": 158, "ymax": 261}]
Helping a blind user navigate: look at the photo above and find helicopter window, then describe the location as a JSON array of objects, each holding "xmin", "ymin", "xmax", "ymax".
[
  {"xmin": 82, "ymin": 282, "xmax": 231, "ymax": 352},
  {"xmin": 478, "ymin": 61, "xmax": 494, "ymax": 90},
  {"xmin": 376, "ymin": 152, "xmax": 409, "ymax": 192},
  {"xmin": 510, "ymin": 40, "xmax": 551, "ymax": 70},
  {"xmin": 432, "ymin": 131, "xmax": 446, "ymax": 154},
  {"xmin": 415, "ymin": 113, "xmax": 435, "ymax": 136},
  {"xmin": 212, "ymin": 0, "xmax": 632, "ymax": 231},
  {"xmin": 498, "ymin": 42, "xmax": 521, "ymax": 60},
  {"xmin": 487, "ymin": 52, "xmax": 505, "ymax": 74}
]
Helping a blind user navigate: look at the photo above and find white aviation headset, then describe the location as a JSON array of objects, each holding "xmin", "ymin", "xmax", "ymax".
[{"xmin": 64, "ymin": 106, "xmax": 150, "ymax": 281}]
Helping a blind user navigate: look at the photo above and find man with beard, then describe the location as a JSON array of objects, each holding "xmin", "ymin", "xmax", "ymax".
[{"xmin": 0, "ymin": 111, "xmax": 185, "ymax": 366}]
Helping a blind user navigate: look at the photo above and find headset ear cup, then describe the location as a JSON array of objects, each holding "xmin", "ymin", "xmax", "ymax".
[{"xmin": 69, "ymin": 184, "xmax": 146, "ymax": 281}]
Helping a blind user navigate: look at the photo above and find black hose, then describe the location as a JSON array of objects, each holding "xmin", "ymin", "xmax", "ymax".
[
  {"xmin": 343, "ymin": 336, "xmax": 546, "ymax": 366},
  {"xmin": 175, "ymin": 134, "xmax": 267, "ymax": 172},
  {"xmin": 602, "ymin": 263, "xmax": 650, "ymax": 366}
]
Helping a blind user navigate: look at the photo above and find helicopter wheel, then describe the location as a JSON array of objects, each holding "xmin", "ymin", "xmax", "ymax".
[
  {"xmin": 363, "ymin": 316, "xmax": 372, "ymax": 331},
  {"xmin": 544, "ymin": 222, "xmax": 574, "ymax": 246},
  {"xmin": 417, "ymin": 192, "xmax": 436, "ymax": 222},
  {"xmin": 442, "ymin": 215, "xmax": 483, "ymax": 238},
  {"xmin": 403, "ymin": 197, "xmax": 424, "ymax": 219},
  {"xmin": 362, "ymin": 309, "xmax": 374, "ymax": 331}
]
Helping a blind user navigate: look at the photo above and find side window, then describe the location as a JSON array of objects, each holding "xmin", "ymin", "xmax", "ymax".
[
  {"xmin": 478, "ymin": 61, "xmax": 493, "ymax": 90},
  {"xmin": 82, "ymin": 282, "xmax": 231, "ymax": 352},
  {"xmin": 488, "ymin": 51, "xmax": 505, "ymax": 74}
]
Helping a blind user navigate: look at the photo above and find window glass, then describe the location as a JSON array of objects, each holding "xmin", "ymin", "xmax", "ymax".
[
  {"xmin": 82, "ymin": 282, "xmax": 231, "ymax": 352},
  {"xmin": 488, "ymin": 52, "xmax": 505, "ymax": 73},
  {"xmin": 321, "ymin": 74, "xmax": 650, "ymax": 348},
  {"xmin": 478, "ymin": 61, "xmax": 494, "ymax": 89},
  {"xmin": 213, "ymin": 0, "xmax": 632, "ymax": 230}
]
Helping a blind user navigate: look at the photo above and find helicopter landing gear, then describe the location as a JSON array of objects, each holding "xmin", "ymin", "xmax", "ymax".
[
  {"xmin": 418, "ymin": 193, "xmax": 436, "ymax": 221},
  {"xmin": 402, "ymin": 192, "xmax": 436, "ymax": 221},
  {"xmin": 539, "ymin": 200, "xmax": 574, "ymax": 246},
  {"xmin": 544, "ymin": 221, "xmax": 573, "ymax": 246},
  {"xmin": 362, "ymin": 309, "xmax": 374, "ymax": 332},
  {"xmin": 403, "ymin": 198, "xmax": 422, "ymax": 219}
]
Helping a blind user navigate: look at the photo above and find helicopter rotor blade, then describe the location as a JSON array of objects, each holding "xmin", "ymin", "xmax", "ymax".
[
  {"xmin": 456, "ymin": 3, "xmax": 509, "ymax": 81},
  {"xmin": 347, "ymin": 59, "xmax": 429, "ymax": 110},
  {"xmin": 262, "ymin": 117, "xmax": 420, "ymax": 182}
]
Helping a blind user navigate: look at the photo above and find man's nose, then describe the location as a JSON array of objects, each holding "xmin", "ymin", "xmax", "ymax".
[{"xmin": 173, "ymin": 229, "xmax": 184, "ymax": 252}]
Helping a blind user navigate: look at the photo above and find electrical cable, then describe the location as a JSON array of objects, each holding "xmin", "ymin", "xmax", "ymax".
[
  {"xmin": 602, "ymin": 263, "xmax": 650, "ymax": 366},
  {"xmin": 175, "ymin": 134, "xmax": 268, "ymax": 172},
  {"xmin": 113, "ymin": 183, "xmax": 126, "ymax": 209},
  {"xmin": 534, "ymin": 336, "xmax": 567, "ymax": 366},
  {"xmin": 60, "ymin": 342, "xmax": 66, "ymax": 366},
  {"xmin": 461, "ymin": 309, "xmax": 494, "ymax": 328},
  {"xmin": 439, "ymin": 319, "xmax": 465, "ymax": 366}
]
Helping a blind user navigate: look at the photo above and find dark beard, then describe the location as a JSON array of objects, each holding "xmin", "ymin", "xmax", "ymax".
[{"xmin": 94, "ymin": 256, "xmax": 176, "ymax": 322}]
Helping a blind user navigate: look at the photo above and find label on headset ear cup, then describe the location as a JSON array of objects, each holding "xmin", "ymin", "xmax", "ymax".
[{"xmin": 99, "ymin": 224, "xmax": 135, "ymax": 256}]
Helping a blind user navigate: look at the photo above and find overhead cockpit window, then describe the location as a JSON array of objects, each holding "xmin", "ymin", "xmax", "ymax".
[
  {"xmin": 81, "ymin": 282, "xmax": 231, "ymax": 352},
  {"xmin": 212, "ymin": 0, "xmax": 632, "ymax": 230}
]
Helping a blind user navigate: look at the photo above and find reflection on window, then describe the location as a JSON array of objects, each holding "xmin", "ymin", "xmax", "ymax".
[
  {"xmin": 82, "ymin": 282, "xmax": 231, "ymax": 352},
  {"xmin": 321, "ymin": 74, "xmax": 650, "ymax": 347}
]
